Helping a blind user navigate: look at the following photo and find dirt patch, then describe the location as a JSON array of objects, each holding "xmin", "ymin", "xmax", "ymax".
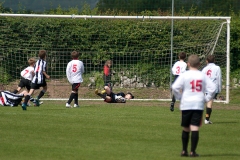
[{"xmin": 5, "ymin": 80, "xmax": 171, "ymax": 99}]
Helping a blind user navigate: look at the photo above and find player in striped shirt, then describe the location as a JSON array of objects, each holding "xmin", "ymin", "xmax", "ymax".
[
  {"xmin": 21, "ymin": 50, "xmax": 50, "ymax": 110},
  {"xmin": 202, "ymin": 55, "xmax": 222, "ymax": 124},
  {"xmin": 172, "ymin": 54, "xmax": 216, "ymax": 157},
  {"xmin": 170, "ymin": 52, "xmax": 187, "ymax": 111},
  {"xmin": 0, "ymin": 84, "xmax": 28, "ymax": 107},
  {"xmin": 65, "ymin": 51, "xmax": 84, "ymax": 108}
]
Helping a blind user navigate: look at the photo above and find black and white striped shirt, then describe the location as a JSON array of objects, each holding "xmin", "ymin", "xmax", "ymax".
[
  {"xmin": 0, "ymin": 91, "xmax": 24, "ymax": 106},
  {"xmin": 32, "ymin": 59, "xmax": 47, "ymax": 84}
]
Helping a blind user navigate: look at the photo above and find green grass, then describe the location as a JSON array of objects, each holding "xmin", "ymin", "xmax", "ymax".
[{"xmin": 0, "ymin": 99, "xmax": 239, "ymax": 160}]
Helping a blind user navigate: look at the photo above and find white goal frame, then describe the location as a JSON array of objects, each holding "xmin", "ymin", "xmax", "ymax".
[{"xmin": 0, "ymin": 14, "xmax": 231, "ymax": 103}]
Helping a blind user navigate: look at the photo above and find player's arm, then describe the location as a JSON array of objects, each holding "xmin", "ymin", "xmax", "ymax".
[
  {"xmin": 43, "ymin": 71, "xmax": 50, "ymax": 79},
  {"xmin": 205, "ymin": 75, "xmax": 216, "ymax": 102},
  {"xmin": 217, "ymin": 66, "xmax": 222, "ymax": 93},
  {"xmin": 171, "ymin": 75, "xmax": 184, "ymax": 100},
  {"xmin": 66, "ymin": 63, "xmax": 71, "ymax": 83}
]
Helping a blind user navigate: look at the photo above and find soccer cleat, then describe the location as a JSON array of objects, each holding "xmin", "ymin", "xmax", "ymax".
[
  {"xmin": 180, "ymin": 151, "xmax": 188, "ymax": 157},
  {"xmin": 66, "ymin": 103, "xmax": 72, "ymax": 108},
  {"xmin": 101, "ymin": 90, "xmax": 106, "ymax": 94},
  {"xmin": 22, "ymin": 103, "xmax": 27, "ymax": 110},
  {"xmin": 205, "ymin": 120, "xmax": 213, "ymax": 124},
  {"xmin": 170, "ymin": 102, "xmax": 174, "ymax": 112},
  {"xmin": 190, "ymin": 152, "xmax": 199, "ymax": 157},
  {"xmin": 74, "ymin": 104, "xmax": 80, "ymax": 108},
  {"xmin": 35, "ymin": 99, "xmax": 40, "ymax": 106},
  {"xmin": 95, "ymin": 89, "xmax": 99, "ymax": 95}
]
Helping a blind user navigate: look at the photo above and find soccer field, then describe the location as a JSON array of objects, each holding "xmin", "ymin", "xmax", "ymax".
[{"xmin": 0, "ymin": 99, "xmax": 239, "ymax": 160}]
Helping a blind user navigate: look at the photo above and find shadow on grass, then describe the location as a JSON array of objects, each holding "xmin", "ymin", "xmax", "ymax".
[
  {"xmin": 200, "ymin": 153, "xmax": 240, "ymax": 157},
  {"xmin": 213, "ymin": 121, "xmax": 238, "ymax": 124}
]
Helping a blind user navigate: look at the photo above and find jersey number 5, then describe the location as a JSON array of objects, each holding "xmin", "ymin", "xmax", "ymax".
[
  {"xmin": 72, "ymin": 64, "xmax": 77, "ymax": 72},
  {"xmin": 190, "ymin": 80, "xmax": 202, "ymax": 92}
]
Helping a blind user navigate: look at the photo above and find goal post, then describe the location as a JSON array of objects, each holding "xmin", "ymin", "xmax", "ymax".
[{"xmin": 0, "ymin": 14, "xmax": 230, "ymax": 103}]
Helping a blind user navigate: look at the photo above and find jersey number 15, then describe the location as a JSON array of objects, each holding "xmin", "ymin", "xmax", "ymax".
[{"xmin": 190, "ymin": 80, "xmax": 202, "ymax": 92}]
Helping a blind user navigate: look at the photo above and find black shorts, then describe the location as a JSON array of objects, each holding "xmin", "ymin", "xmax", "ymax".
[
  {"xmin": 18, "ymin": 78, "xmax": 31, "ymax": 91},
  {"xmin": 72, "ymin": 83, "xmax": 81, "ymax": 92},
  {"xmin": 181, "ymin": 110, "xmax": 203, "ymax": 127},
  {"xmin": 31, "ymin": 81, "xmax": 47, "ymax": 89}
]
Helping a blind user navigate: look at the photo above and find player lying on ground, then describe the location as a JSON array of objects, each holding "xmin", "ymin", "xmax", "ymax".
[
  {"xmin": 95, "ymin": 86, "xmax": 134, "ymax": 103},
  {"xmin": 0, "ymin": 90, "xmax": 28, "ymax": 107}
]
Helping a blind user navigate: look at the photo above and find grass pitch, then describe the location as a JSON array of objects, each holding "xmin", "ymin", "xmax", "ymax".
[{"xmin": 0, "ymin": 99, "xmax": 239, "ymax": 160}]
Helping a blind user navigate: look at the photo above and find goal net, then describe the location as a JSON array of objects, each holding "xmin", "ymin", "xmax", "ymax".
[{"xmin": 0, "ymin": 14, "xmax": 230, "ymax": 103}]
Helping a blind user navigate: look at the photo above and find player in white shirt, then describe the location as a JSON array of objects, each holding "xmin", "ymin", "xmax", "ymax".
[
  {"xmin": 13, "ymin": 58, "xmax": 35, "ymax": 93},
  {"xmin": 172, "ymin": 55, "xmax": 216, "ymax": 157},
  {"xmin": 21, "ymin": 50, "xmax": 50, "ymax": 110},
  {"xmin": 65, "ymin": 51, "xmax": 84, "ymax": 108},
  {"xmin": 170, "ymin": 52, "xmax": 187, "ymax": 111},
  {"xmin": 202, "ymin": 55, "xmax": 222, "ymax": 124}
]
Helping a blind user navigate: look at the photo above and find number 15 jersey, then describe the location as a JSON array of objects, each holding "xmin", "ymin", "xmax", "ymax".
[{"xmin": 172, "ymin": 70, "xmax": 216, "ymax": 110}]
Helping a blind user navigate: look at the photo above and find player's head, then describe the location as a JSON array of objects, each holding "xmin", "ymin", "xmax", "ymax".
[
  {"xmin": 28, "ymin": 58, "xmax": 36, "ymax": 66},
  {"xmin": 178, "ymin": 52, "xmax": 186, "ymax": 60},
  {"xmin": 105, "ymin": 60, "xmax": 112, "ymax": 67},
  {"xmin": 125, "ymin": 92, "xmax": 134, "ymax": 100},
  {"xmin": 187, "ymin": 54, "xmax": 200, "ymax": 68},
  {"xmin": 206, "ymin": 55, "xmax": 215, "ymax": 63},
  {"xmin": 71, "ymin": 51, "xmax": 79, "ymax": 59},
  {"xmin": 39, "ymin": 50, "xmax": 47, "ymax": 59}
]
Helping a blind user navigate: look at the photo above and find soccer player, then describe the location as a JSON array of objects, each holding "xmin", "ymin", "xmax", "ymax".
[
  {"xmin": 21, "ymin": 50, "xmax": 50, "ymax": 110},
  {"xmin": 13, "ymin": 58, "xmax": 36, "ymax": 93},
  {"xmin": 95, "ymin": 86, "xmax": 134, "ymax": 103},
  {"xmin": 202, "ymin": 55, "xmax": 222, "ymax": 124},
  {"xmin": 103, "ymin": 60, "xmax": 112, "ymax": 89},
  {"xmin": 170, "ymin": 52, "xmax": 187, "ymax": 111},
  {"xmin": 13, "ymin": 58, "xmax": 36, "ymax": 104},
  {"xmin": 172, "ymin": 54, "xmax": 216, "ymax": 157},
  {"xmin": 0, "ymin": 88, "xmax": 29, "ymax": 107},
  {"xmin": 65, "ymin": 51, "xmax": 84, "ymax": 108}
]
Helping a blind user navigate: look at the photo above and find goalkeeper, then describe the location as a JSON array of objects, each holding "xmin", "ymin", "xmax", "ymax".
[{"xmin": 95, "ymin": 86, "xmax": 134, "ymax": 103}]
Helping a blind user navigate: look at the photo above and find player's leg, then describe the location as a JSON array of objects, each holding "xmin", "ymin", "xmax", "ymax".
[
  {"xmin": 189, "ymin": 110, "xmax": 203, "ymax": 157},
  {"xmin": 66, "ymin": 83, "xmax": 79, "ymax": 108},
  {"xmin": 170, "ymin": 94, "xmax": 175, "ymax": 112},
  {"xmin": 170, "ymin": 76, "xmax": 178, "ymax": 112},
  {"xmin": 95, "ymin": 89, "xmax": 107, "ymax": 99},
  {"xmin": 205, "ymin": 99, "xmax": 213, "ymax": 124},
  {"xmin": 73, "ymin": 83, "xmax": 80, "ymax": 108},
  {"xmin": 181, "ymin": 110, "xmax": 191, "ymax": 157},
  {"xmin": 22, "ymin": 88, "xmax": 35, "ymax": 110}
]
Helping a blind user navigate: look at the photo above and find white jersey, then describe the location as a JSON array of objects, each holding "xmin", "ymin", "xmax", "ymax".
[
  {"xmin": 172, "ymin": 70, "xmax": 216, "ymax": 110},
  {"xmin": 20, "ymin": 66, "xmax": 34, "ymax": 81},
  {"xmin": 172, "ymin": 61, "xmax": 187, "ymax": 75},
  {"xmin": 66, "ymin": 59, "xmax": 84, "ymax": 84},
  {"xmin": 202, "ymin": 63, "xmax": 222, "ymax": 93},
  {"xmin": 32, "ymin": 59, "xmax": 47, "ymax": 84}
]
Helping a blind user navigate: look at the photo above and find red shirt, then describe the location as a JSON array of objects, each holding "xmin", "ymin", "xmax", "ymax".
[{"xmin": 104, "ymin": 65, "xmax": 110, "ymax": 76}]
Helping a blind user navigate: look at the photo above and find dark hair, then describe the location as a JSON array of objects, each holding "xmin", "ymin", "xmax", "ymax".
[
  {"xmin": 127, "ymin": 92, "xmax": 134, "ymax": 99},
  {"xmin": 39, "ymin": 50, "xmax": 46, "ymax": 59},
  {"xmin": 179, "ymin": 52, "xmax": 186, "ymax": 60},
  {"xmin": 206, "ymin": 55, "xmax": 215, "ymax": 63},
  {"xmin": 71, "ymin": 51, "xmax": 79, "ymax": 59}
]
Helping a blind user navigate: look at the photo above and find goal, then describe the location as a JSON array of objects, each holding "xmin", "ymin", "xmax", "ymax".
[{"xmin": 0, "ymin": 14, "xmax": 230, "ymax": 103}]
